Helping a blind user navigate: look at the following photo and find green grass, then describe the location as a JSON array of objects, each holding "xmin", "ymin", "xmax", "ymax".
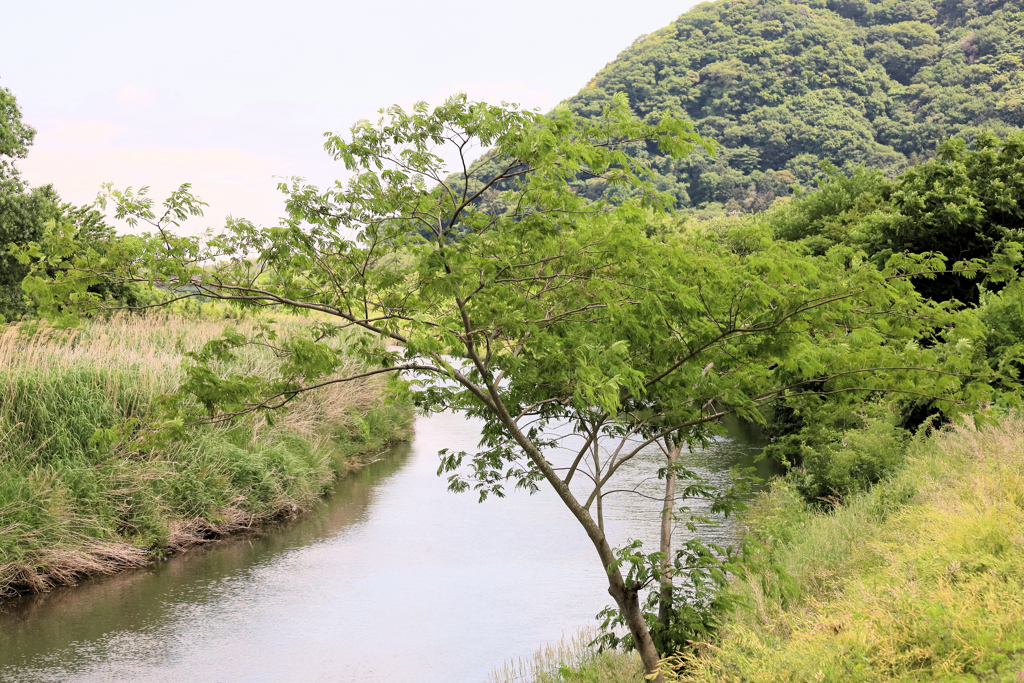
[
  {"xmin": 680, "ymin": 416, "xmax": 1024, "ymax": 682},
  {"xmin": 0, "ymin": 314, "xmax": 410, "ymax": 596},
  {"xmin": 546, "ymin": 652, "xmax": 645, "ymax": 683}
]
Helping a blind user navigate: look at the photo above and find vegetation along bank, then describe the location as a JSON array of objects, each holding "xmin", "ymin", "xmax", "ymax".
[
  {"xmin": 0, "ymin": 313, "xmax": 410, "ymax": 598},
  {"xmin": 491, "ymin": 126, "xmax": 1024, "ymax": 683},
  {"xmin": 499, "ymin": 414, "xmax": 1024, "ymax": 683}
]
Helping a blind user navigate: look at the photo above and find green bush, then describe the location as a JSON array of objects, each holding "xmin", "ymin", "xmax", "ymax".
[
  {"xmin": 769, "ymin": 163, "xmax": 892, "ymax": 251},
  {"xmin": 765, "ymin": 402, "xmax": 911, "ymax": 505},
  {"xmin": 979, "ymin": 279, "xmax": 1024, "ymax": 372}
]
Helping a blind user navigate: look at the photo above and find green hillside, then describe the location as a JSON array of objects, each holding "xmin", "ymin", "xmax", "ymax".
[{"xmin": 564, "ymin": 0, "xmax": 1024, "ymax": 212}]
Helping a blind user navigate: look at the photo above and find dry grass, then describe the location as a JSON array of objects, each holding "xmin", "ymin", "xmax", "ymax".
[
  {"xmin": 681, "ymin": 414, "xmax": 1024, "ymax": 682},
  {"xmin": 488, "ymin": 628, "xmax": 644, "ymax": 683},
  {"xmin": 0, "ymin": 313, "xmax": 410, "ymax": 597},
  {"xmin": 0, "ymin": 313, "xmax": 384, "ymax": 443}
]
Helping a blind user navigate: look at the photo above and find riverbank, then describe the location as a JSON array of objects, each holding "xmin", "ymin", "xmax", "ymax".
[
  {"xmin": 0, "ymin": 314, "xmax": 411, "ymax": 598},
  {"xmin": 677, "ymin": 414, "xmax": 1024, "ymax": 682},
  {"xmin": 514, "ymin": 416, "xmax": 1024, "ymax": 682},
  {"xmin": 487, "ymin": 629, "xmax": 642, "ymax": 683}
]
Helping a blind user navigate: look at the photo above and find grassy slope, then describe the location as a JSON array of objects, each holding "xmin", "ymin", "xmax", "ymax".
[
  {"xmin": 0, "ymin": 314, "xmax": 410, "ymax": 597},
  {"xmin": 680, "ymin": 416, "xmax": 1024, "ymax": 682},
  {"xmin": 516, "ymin": 417, "xmax": 1024, "ymax": 683}
]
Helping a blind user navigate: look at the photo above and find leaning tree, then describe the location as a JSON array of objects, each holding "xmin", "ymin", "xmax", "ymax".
[{"xmin": 17, "ymin": 95, "xmax": 1008, "ymax": 679}]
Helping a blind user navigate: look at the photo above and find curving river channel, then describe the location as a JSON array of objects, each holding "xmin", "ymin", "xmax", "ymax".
[{"xmin": 0, "ymin": 411, "xmax": 778, "ymax": 683}]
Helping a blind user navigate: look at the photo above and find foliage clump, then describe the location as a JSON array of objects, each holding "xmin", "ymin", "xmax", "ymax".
[
  {"xmin": 732, "ymin": 132, "xmax": 1024, "ymax": 509},
  {"xmin": 0, "ymin": 86, "xmax": 153, "ymax": 322},
  {"xmin": 765, "ymin": 402, "xmax": 910, "ymax": 504}
]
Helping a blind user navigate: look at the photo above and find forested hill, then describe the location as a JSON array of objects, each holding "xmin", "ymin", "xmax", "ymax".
[{"xmin": 564, "ymin": 0, "xmax": 1024, "ymax": 213}]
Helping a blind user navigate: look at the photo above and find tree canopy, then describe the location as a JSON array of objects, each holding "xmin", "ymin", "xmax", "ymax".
[
  {"xmin": 0, "ymin": 85, "xmax": 61, "ymax": 322},
  {"xmin": 769, "ymin": 131, "xmax": 1024, "ymax": 304}
]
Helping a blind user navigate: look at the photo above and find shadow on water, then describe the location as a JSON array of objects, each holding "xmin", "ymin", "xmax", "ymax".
[{"xmin": 0, "ymin": 413, "xmax": 780, "ymax": 683}]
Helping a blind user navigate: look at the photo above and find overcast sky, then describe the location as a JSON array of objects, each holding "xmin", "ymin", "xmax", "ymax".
[{"xmin": 3, "ymin": 1, "xmax": 699, "ymax": 232}]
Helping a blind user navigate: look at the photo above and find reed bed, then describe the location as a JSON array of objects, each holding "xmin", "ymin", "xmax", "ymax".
[
  {"xmin": 487, "ymin": 628, "xmax": 643, "ymax": 683},
  {"xmin": 0, "ymin": 314, "xmax": 410, "ymax": 597}
]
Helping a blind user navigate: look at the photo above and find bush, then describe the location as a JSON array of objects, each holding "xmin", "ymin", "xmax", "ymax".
[
  {"xmin": 979, "ymin": 279, "xmax": 1024, "ymax": 370},
  {"xmin": 764, "ymin": 402, "xmax": 910, "ymax": 505}
]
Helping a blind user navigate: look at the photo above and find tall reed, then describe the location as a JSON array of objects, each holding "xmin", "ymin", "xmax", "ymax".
[{"xmin": 0, "ymin": 314, "xmax": 409, "ymax": 597}]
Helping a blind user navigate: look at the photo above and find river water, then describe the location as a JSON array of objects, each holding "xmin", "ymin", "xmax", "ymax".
[{"xmin": 0, "ymin": 411, "xmax": 776, "ymax": 683}]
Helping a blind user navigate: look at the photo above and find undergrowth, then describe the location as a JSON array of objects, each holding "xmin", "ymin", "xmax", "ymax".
[
  {"xmin": 0, "ymin": 314, "xmax": 410, "ymax": 597},
  {"xmin": 680, "ymin": 415, "xmax": 1024, "ymax": 682}
]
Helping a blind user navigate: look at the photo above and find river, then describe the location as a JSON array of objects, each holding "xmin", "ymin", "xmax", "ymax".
[{"xmin": 0, "ymin": 411, "xmax": 776, "ymax": 683}]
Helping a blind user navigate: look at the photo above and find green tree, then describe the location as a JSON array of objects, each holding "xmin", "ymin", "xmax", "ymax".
[
  {"xmin": 770, "ymin": 132, "xmax": 1024, "ymax": 305},
  {"xmin": 0, "ymin": 87, "xmax": 36, "ymax": 168},
  {"xmin": 20, "ymin": 96, "xmax": 1005, "ymax": 678},
  {"xmin": 872, "ymin": 132, "xmax": 1024, "ymax": 304},
  {"xmin": 0, "ymin": 85, "xmax": 61, "ymax": 322}
]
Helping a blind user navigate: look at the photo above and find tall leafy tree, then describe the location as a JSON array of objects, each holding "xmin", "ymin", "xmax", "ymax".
[
  {"xmin": 873, "ymin": 132, "xmax": 1024, "ymax": 304},
  {"xmin": 19, "ymin": 96, "xmax": 1006, "ymax": 678}
]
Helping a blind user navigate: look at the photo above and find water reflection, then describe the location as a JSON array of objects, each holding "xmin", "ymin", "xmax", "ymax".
[
  {"xmin": 0, "ymin": 445, "xmax": 412, "ymax": 669},
  {"xmin": 0, "ymin": 413, "xmax": 775, "ymax": 683}
]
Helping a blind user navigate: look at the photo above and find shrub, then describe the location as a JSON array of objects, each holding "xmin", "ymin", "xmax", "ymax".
[{"xmin": 764, "ymin": 402, "xmax": 910, "ymax": 505}]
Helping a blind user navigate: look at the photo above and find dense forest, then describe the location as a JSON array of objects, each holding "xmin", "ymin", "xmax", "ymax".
[{"xmin": 564, "ymin": 0, "xmax": 1024, "ymax": 211}]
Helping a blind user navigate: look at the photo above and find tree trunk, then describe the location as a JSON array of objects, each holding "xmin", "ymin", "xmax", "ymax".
[
  {"xmin": 658, "ymin": 439, "xmax": 680, "ymax": 628},
  {"xmin": 475, "ymin": 375, "xmax": 665, "ymax": 682},
  {"xmin": 593, "ymin": 435, "xmax": 605, "ymax": 534},
  {"xmin": 608, "ymin": 579, "xmax": 664, "ymax": 681}
]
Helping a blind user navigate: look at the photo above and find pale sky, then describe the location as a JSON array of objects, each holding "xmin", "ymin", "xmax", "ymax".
[{"xmin": 2, "ymin": 1, "xmax": 699, "ymax": 232}]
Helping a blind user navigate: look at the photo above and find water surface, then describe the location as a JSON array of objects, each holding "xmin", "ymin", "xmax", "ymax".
[{"xmin": 0, "ymin": 412, "xmax": 775, "ymax": 682}]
